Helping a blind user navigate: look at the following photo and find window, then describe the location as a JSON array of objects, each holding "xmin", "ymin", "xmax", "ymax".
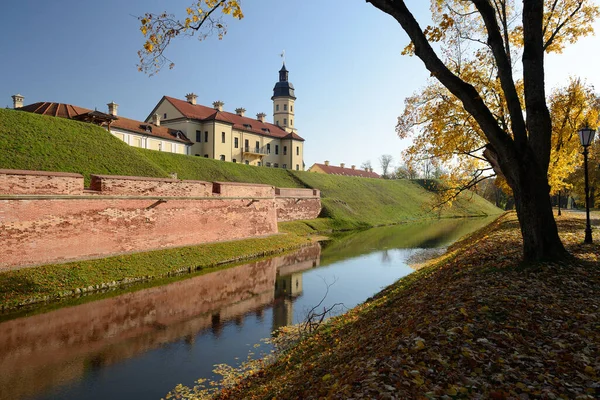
[
  {"xmin": 163, "ymin": 113, "xmax": 167, "ymax": 119},
  {"xmin": 282, "ymin": 164, "xmax": 287, "ymax": 169},
  {"xmin": 266, "ymin": 162, "xmax": 271, "ymax": 167},
  {"xmin": 196, "ymin": 130, "xmax": 201, "ymax": 142},
  {"xmin": 283, "ymin": 104, "xmax": 287, "ymax": 111},
  {"xmin": 291, "ymin": 119, "xmax": 293, "ymax": 126},
  {"xmin": 275, "ymin": 145, "xmax": 279, "ymax": 155},
  {"xmin": 276, "ymin": 120, "xmax": 279, "ymax": 126},
  {"xmin": 195, "ymin": 154, "xmax": 200, "ymax": 156},
  {"xmin": 233, "ymin": 159, "xmax": 237, "ymax": 163},
  {"xmin": 257, "ymin": 162, "xmax": 262, "ymax": 167},
  {"xmin": 245, "ymin": 160, "xmax": 249, "ymax": 165},
  {"xmin": 244, "ymin": 139, "xmax": 249, "ymax": 151},
  {"xmin": 276, "ymin": 104, "xmax": 279, "ymax": 111},
  {"xmin": 234, "ymin": 137, "xmax": 239, "ymax": 148},
  {"xmin": 255, "ymin": 141, "xmax": 259, "ymax": 153},
  {"xmin": 274, "ymin": 163, "xmax": 279, "ymax": 168},
  {"xmin": 296, "ymin": 164, "xmax": 300, "ymax": 170},
  {"xmin": 221, "ymin": 132, "xmax": 226, "ymax": 143},
  {"xmin": 204, "ymin": 131, "xmax": 208, "ymax": 142},
  {"xmin": 291, "ymin": 105, "xmax": 293, "ymax": 112},
  {"xmin": 204, "ymin": 154, "xmax": 209, "ymax": 158},
  {"xmin": 283, "ymin": 146, "xmax": 287, "ymax": 155},
  {"xmin": 267, "ymin": 143, "xmax": 271, "ymax": 154},
  {"xmin": 296, "ymin": 146, "xmax": 299, "ymax": 156},
  {"xmin": 219, "ymin": 155, "xmax": 225, "ymax": 161},
  {"xmin": 283, "ymin": 118, "xmax": 287, "ymax": 126}
]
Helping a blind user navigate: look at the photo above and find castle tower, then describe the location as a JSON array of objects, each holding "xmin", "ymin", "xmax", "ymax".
[{"xmin": 271, "ymin": 63, "xmax": 296, "ymax": 133}]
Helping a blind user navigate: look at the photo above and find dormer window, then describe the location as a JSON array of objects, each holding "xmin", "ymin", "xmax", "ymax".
[
  {"xmin": 143, "ymin": 125, "xmax": 152, "ymax": 133},
  {"xmin": 243, "ymin": 123, "xmax": 252, "ymax": 130},
  {"xmin": 261, "ymin": 128, "xmax": 270, "ymax": 133}
]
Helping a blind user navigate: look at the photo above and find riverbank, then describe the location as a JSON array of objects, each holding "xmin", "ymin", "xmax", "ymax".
[
  {"xmin": 199, "ymin": 211, "xmax": 599, "ymax": 399},
  {"xmin": 0, "ymin": 234, "xmax": 312, "ymax": 312}
]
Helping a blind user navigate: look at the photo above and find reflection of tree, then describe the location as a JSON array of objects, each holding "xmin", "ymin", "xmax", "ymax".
[{"xmin": 381, "ymin": 249, "xmax": 392, "ymax": 264}]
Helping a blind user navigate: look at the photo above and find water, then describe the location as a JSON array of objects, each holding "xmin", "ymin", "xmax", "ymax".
[{"xmin": 0, "ymin": 217, "xmax": 493, "ymax": 400}]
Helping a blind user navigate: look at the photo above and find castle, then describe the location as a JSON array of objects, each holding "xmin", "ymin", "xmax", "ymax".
[{"xmin": 12, "ymin": 64, "xmax": 305, "ymax": 170}]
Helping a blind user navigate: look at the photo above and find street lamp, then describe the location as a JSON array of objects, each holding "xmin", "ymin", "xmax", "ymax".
[{"xmin": 578, "ymin": 124, "xmax": 596, "ymax": 244}]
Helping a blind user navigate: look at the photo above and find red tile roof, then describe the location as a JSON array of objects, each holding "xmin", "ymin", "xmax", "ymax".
[
  {"xmin": 163, "ymin": 96, "xmax": 305, "ymax": 141},
  {"xmin": 110, "ymin": 116, "xmax": 191, "ymax": 144},
  {"xmin": 19, "ymin": 102, "xmax": 191, "ymax": 144},
  {"xmin": 310, "ymin": 163, "xmax": 380, "ymax": 179}
]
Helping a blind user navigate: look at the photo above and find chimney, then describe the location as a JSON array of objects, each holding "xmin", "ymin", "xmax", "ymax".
[
  {"xmin": 324, "ymin": 160, "xmax": 330, "ymax": 166},
  {"xmin": 256, "ymin": 112, "xmax": 266, "ymax": 122},
  {"xmin": 351, "ymin": 165, "xmax": 356, "ymax": 170},
  {"xmin": 11, "ymin": 93, "xmax": 24, "ymax": 109},
  {"xmin": 152, "ymin": 113, "xmax": 161, "ymax": 126},
  {"xmin": 213, "ymin": 101, "xmax": 224, "ymax": 111},
  {"xmin": 340, "ymin": 163, "xmax": 345, "ymax": 168},
  {"xmin": 107, "ymin": 101, "xmax": 118, "ymax": 116},
  {"xmin": 235, "ymin": 107, "xmax": 246, "ymax": 117},
  {"xmin": 185, "ymin": 93, "xmax": 198, "ymax": 105}
]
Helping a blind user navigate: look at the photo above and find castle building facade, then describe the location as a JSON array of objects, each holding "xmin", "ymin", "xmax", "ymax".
[{"xmin": 146, "ymin": 64, "xmax": 305, "ymax": 170}]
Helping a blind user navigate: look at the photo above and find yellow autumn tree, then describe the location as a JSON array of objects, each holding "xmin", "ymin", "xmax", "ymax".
[
  {"xmin": 138, "ymin": 0, "xmax": 243, "ymax": 74},
  {"xmin": 548, "ymin": 78, "xmax": 600, "ymax": 195}
]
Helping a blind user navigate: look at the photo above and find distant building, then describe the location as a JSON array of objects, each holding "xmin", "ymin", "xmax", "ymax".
[
  {"xmin": 15, "ymin": 100, "xmax": 191, "ymax": 155},
  {"xmin": 146, "ymin": 63, "xmax": 305, "ymax": 170},
  {"xmin": 10, "ymin": 63, "xmax": 306, "ymax": 168},
  {"xmin": 308, "ymin": 161, "xmax": 380, "ymax": 178}
]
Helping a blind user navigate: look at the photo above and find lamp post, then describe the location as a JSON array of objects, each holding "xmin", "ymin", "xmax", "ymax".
[{"xmin": 578, "ymin": 125, "xmax": 596, "ymax": 244}]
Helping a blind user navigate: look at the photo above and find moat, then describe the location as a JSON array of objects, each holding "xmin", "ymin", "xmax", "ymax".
[{"xmin": 0, "ymin": 217, "xmax": 493, "ymax": 400}]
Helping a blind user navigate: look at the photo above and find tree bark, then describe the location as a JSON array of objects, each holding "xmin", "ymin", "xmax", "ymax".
[{"xmin": 505, "ymin": 150, "xmax": 567, "ymax": 261}]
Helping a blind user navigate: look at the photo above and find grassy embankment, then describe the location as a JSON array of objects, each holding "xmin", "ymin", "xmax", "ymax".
[
  {"xmin": 0, "ymin": 108, "xmax": 501, "ymax": 309},
  {"xmin": 179, "ymin": 211, "xmax": 599, "ymax": 399}
]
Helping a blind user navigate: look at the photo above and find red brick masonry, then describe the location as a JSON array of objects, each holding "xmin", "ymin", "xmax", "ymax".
[{"xmin": 0, "ymin": 170, "xmax": 321, "ymax": 270}]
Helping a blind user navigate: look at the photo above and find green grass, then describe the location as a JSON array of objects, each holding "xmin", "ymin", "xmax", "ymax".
[
  {"xmin": 0, "ymin": 108, "xmax": 168, "ymax": 185},
  {"xmin": 289, "ymin": 171, "xmax": 502, "ymax": 230},
  {"xmin": 0, "ymin": 234, "xmax": 311, "ymax": 311},
  {"xmin": 134, "ymin": 148, "xmax": 304, "ymax": 188}
]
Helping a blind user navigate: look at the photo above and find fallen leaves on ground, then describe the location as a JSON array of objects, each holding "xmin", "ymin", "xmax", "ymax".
[{"xmin": 216, "ymin": 211, "xmax": 600, "ymax": 399}]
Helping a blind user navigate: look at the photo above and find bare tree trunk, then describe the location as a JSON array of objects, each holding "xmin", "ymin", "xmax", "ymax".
[{"xmin": 510, "ymin": 162, "xmax": 566, "ymax": 261}]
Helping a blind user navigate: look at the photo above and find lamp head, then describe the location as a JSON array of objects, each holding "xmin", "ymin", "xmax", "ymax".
[{"xmin": 578, "ymin": 124, "xmax": 596, "ymax": 147}]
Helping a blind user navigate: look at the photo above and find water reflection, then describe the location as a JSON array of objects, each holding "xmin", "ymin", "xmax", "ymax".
[
  {"xmin": 0, "ymin": 245, "xmax": 320, "ymax": 400},
  {"xmin": 0, "ymin": 216, "xmax": 493, "ymax": 400}
]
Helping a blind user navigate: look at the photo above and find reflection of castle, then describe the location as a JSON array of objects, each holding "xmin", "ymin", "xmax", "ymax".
[
  {"xmin": 273, "ymin": 273, "xmax": 304, "ymax": 329},
  {"xmin": 272, "ymin": 247, "xmax": 321, "ymax": 331},
  {"xmin": 0, "ymin": 243, "xmax": 321, "ymax": 400}
]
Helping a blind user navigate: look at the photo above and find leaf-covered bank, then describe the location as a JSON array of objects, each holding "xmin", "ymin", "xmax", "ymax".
[{"xmin": 206, "ymin": 211, "xmax": 599, "ymax": 399}]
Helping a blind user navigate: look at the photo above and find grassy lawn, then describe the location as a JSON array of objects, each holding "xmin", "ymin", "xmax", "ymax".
[{"xmin": 0, "ymin": 109, "xmax": 168, "ymax": 185}]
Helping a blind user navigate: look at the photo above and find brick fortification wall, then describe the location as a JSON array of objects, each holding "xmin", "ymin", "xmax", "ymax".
[
  {"xmin": 275, "ymin": 187, "xmax": 322, "ymax": 222},
  {"xmin": 0, "ymin": 170, "xmax": 321, "ymax": 270}
]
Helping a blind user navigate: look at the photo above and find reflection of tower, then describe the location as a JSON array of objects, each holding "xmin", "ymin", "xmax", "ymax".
[{"xmin": 272, "ymin": 273, "xmax": 303, "ymax": 331}]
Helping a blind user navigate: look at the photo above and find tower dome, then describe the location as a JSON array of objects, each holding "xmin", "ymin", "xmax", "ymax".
[{"xmin": 272, "ymin": 63, "xmax": 296, "ymax": 100}]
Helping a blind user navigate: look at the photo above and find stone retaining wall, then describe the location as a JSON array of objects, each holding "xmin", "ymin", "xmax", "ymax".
[{"xmin": 0, "ymin": 169, "xmax": 321, "ymax": 270}]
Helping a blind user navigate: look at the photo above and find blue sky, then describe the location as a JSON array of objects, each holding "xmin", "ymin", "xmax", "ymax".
[{"xmin": 1, "ymin": 1, "xmax": 599, "ymax": 173}]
